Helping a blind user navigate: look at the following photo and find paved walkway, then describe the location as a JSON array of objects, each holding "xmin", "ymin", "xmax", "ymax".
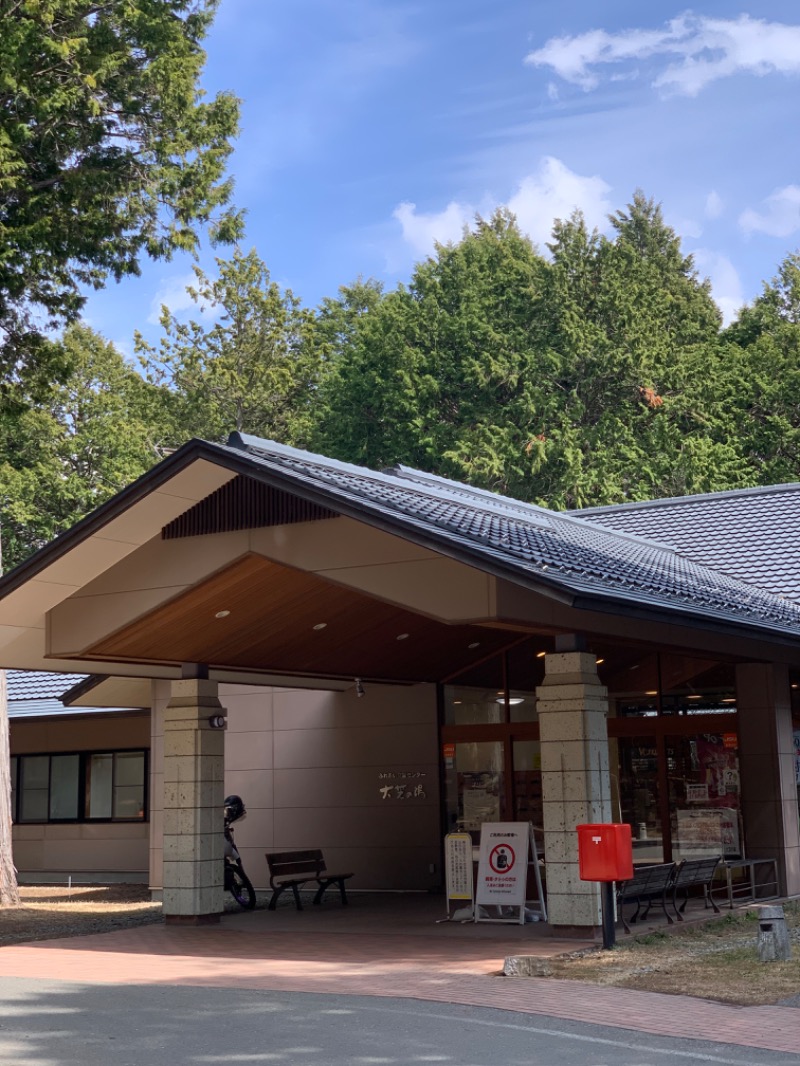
[{"xmin": 1, "ymin": 896, "xmax": 798, "ymax": 1055}]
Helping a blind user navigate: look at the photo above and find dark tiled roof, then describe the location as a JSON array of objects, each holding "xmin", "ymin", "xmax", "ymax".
[
  {"xmin": 6, "ymin": 670, "xmax": 83, "ymax": 701},
  {"xmin": 223, "ymin": 435, "xmax": 800, "ymax": 639},
  {"xmin": 574, "ymin": 484, "xmax": 800, "ymax": 604},
  {"xmin": 6, "ymin": 670, "xmax": 87, "ymax": 719}
]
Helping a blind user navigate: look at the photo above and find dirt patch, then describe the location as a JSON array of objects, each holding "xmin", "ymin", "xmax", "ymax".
[
  {"xmin": 0, "ymin": 885, "xmax": 162, "ymax": 946},
  {"xmin": 526, "ymin": 902, "xmax": 800, "ymax": 1006}
]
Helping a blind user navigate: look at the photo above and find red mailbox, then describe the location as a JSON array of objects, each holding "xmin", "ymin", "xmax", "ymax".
[{"xmin": 577, "ymin": 823, "xmax": 633, "ymax": 882}]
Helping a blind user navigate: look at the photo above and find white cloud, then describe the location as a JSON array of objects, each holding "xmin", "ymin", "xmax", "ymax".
[
  {"xmin": 393, "ymin": 201, "xmax": 472, "ymax": 257},
  {"xmin": 705, "ymin": 191, "xmax": 724, "ymax": 219},
  {"xmin": 506, "ymin": 158, "xmax": 612, "ymax": 248},
  {"xmin": 693, "ymin": 249, "xmax": 745, "ymax": 325},
  {"xmin": 147, "ymin": 272, "xmax": 214, "ymax": 326},
  {"xmin": 739, "ymin": 185, "xmax": 800, "ymax": 237},
  {"xmin": 526, "ymin": 13, "xmax": 800, "ymax": 97},
  {"xmin": 393, "ymin": 157, "xmax": 613, "ymax": 258}
]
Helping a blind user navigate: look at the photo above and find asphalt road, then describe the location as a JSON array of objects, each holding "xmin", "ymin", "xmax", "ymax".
[{"xmin": 0, "ymin": 981, "xmax": 796, "ymax": 1066}]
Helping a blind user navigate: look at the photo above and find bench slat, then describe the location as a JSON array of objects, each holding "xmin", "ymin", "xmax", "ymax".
[{"xmin": 266, "ymin": 848, "xmax": 353, "ymax": 912}]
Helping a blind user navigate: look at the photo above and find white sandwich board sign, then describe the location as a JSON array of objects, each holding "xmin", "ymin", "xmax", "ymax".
[{"xmin": 474, "ymin": 821, "xmax": 546, "ymax": 924}]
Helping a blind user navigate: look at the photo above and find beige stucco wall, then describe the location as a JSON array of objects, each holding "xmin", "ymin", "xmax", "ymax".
[
  {"xmin": 150, "ymin": 679, "xmax": 441, "ymax": 893},
  {"xmin": 11, "ymin": 712, "xmax": 150, "ymax": 879}
]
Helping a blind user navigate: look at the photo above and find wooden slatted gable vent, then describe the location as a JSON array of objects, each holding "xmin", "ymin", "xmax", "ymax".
[{"xmin": 162, "ymin": 476, "xmax": 339, "ymax": 539}]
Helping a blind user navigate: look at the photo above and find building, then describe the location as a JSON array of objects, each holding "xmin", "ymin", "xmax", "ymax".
[
  {"xmin": 2, "ymin": 434, "xmax": 799, "ymax": 930},
  {"xmin": 7, "ymin": 670, "xmax": 149, "ymax": 882}
]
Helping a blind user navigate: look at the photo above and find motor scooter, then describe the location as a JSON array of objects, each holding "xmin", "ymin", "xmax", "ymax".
[{"xmin": 224, "ymin": 794, "xmax": 256, "ymax": 909}]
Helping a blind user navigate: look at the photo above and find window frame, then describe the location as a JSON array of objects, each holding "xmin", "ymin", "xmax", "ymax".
[{"xmin": 10, "ymin": 748, "xmax": 149, "ymax": 825}]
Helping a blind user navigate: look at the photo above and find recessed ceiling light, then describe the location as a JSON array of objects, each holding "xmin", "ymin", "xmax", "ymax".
[
  {"xmin": 453, "ymin": 700, "xmax": 462, "ymax": 705},
  {"xmin": 312, "ymin": 623, "xmax": 327, "ymax": 631},
  {"xmin": 721, "ymin": 698, "xmax": 736, "ymax": 704},
  {"xmin": 536, "ymin": 651, "xmax": 546, "ymax": 658},
  {"xmin": 687, "ymin": 695, "xmax": 702, "ymax": 700},
  {"xmin": 396, "ymin": 633, "xmax": 409, "ymax": 641},
  {"xmin": 595, "ymin": 658, "xmax": 604, "ymax": 665},
  {"xmin": 468, "ymin": 642, "xmax": 480, "ymax": 649},
  {"xmin": 793, "ymin": 684, "xmax": 799, "ymax": 690},
  {"xmin": 645, "ymin": 690, "xmax": 658, "ymax": 696},
  {"xmin": 215, "ymin": 610, "xmax": 231, "ymax": 619}
]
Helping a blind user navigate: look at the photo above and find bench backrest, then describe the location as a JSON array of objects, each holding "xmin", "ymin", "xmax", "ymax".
[
  {"xmin": 618, "ymin": 862, "xmax": 676, "ymax": 898},
  {"xmin": 267, "ymin": 849, "xmax": 325, "ymax": 883},
  {"xmin": 673, "ymin": 857, "xmax": 720, "ymax": 887}
]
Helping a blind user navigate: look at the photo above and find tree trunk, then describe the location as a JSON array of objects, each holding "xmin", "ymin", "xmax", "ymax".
[{"xmin": 0, "ymin": 669, "xmax": 19, "ymax": 905}]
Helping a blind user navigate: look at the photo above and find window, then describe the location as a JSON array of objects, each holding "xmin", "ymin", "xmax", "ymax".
[{"xmin": 11, "ymin": 750, "xmax": 148, "ymax": 824}]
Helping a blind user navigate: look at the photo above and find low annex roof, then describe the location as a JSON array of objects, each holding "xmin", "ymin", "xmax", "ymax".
[
  {"xmin": 575, "ymin": 483, "xmax": 800, "ymax": 604},
  {"xmin": 6, "ymin": 669, "xmax": 95, "ymax": 718}
]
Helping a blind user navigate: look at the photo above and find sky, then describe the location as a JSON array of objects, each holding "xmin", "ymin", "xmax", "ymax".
[{"xmin": 84, "ymin": 1, "xmax": 800, "ymax": 354}]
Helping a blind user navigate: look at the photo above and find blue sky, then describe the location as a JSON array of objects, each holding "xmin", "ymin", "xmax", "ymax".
[{"xmin": 85, "ymin": 1, "xmax": 800, "ymax": 353}]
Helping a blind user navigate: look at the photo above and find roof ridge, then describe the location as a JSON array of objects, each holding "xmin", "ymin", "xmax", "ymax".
[
  {"xmin": 229, "ymin": 433, "xmax": 560, "ymax": 524},
  {"xmin": 574, "ymin": 481, "xmax": 800, "ymax": 516}
]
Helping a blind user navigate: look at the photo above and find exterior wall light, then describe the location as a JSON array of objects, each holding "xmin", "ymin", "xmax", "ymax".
[{"xmin": 208, "ymin": 715, "xmax": 227, "ymax": 729}]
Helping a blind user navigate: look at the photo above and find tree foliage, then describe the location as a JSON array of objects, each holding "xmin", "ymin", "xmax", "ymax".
[
  {"xmin": 311, "ymin": 196, "xmax": 746, "ymax": 506},
  {"xmin": 0, "ymin": 0, "xmax": 240, "ymax": 386},
  {"xmin": 312, "ymin": 210, "xmax": 553, "ymax": 490},
  {"xmin": 137, "ymin": 248, "xmax": 322, "ymax": 445},
  {"xmin": 0, "ymin": 324, "xmax": 170, "ymax": 569}
]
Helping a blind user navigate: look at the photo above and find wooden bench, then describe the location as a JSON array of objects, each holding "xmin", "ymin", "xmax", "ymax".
[
  {"xmin": 671, "ymin": 857, "xmax": 722, "ymax": 921},
  {"xmin": 266, "ymin": 849, "xmax": 353, "ymax": 911},
  {"xmin": 616, "ymin": 862, "xmax": 676, "ymax": 932}
]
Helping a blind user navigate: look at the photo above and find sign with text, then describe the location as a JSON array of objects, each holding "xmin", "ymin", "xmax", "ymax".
[
  {"xmin": 675, "ymin": 807, "xmax": 740, "ymax": 859},
  {"xmin": 444, "ymin": 832, "xmax": 474, "ymax": 904},
  {"xmin": 475, "ymin": 822, "xmax": 529, "ymax": 923}
]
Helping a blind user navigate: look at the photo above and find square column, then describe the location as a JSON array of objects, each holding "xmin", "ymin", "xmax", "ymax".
[
  {"xmin": 162, "ymin": 679, "xmax": 226, "ymax": 923},
  {"xmin": 536, "ymin": 651, "xmax": 611, "ymax": 928},
  {"xmin": 735, "ymin": 664, "xmax": 800, "ymax": 897}
]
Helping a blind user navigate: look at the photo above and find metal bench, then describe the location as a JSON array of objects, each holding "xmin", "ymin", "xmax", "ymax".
[
  {"xmin": 265, "ymin": 849, "xmax": 353, "ymax": 911},
  {"xmin": 671, "ymin": 857, "xmax": 722, "ymax": 921},
  {"xmin": 616, "ymin": 862, "xmax": 676, "ymax": 932}
]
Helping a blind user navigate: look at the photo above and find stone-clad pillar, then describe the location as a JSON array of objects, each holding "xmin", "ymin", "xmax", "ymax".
[
  {"xmin": 162, "ymin": 679, "xmax": 226, "ymax": 923},
  {"xmin": 735, "ymin": 664, "xmax": 800, "ymax": 898},
  {"xmin": 536, "ymin": 651, "xmax": 611, "ymax": 929}
]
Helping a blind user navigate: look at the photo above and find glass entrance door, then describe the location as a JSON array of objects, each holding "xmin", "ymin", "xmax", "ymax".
[{"xmin": 444, "ymin": 740, "xmax": 506, "ymax": 839}]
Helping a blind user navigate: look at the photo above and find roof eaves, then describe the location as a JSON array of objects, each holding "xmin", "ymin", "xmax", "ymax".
[
  {"xmin": 221, "ymin": 441, "xmax": 800, "ymax": 646},
  {"xmin": 0, "ymin": 439, "xmax": 233, "ymax": 599}
]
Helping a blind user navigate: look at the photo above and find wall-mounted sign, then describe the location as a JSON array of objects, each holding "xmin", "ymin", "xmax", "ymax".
[{"xmin": 377, "ymin": 770, "xmax": 427, "ymax": 801}]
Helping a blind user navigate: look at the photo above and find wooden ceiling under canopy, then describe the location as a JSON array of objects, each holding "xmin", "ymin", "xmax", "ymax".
[{"xmin": 82, "ymin": 554, "xmax": 518, "ymax": 683}]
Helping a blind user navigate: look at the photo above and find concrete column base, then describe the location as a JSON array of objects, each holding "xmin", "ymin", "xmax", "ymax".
[{"xmin": 164, "ymin": 913, "xmax": 221, "ymax": 926}]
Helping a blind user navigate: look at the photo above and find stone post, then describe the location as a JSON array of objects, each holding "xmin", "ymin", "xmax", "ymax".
[
  {"xmin": 536, "ymin": 651, "xmax": 612, "ymax": 929},
  {"xmin": 735, "ymin": 663, "xmax": 800, "ymax": 897},
  {"xmin": 162, "ymin": 679, "xmax": 226, "ymax": 923}
]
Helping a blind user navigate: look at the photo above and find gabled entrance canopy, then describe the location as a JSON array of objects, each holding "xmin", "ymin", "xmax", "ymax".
[{"xmin": 1, "ymin": 433, "xmax": 800, "ymax": 686}]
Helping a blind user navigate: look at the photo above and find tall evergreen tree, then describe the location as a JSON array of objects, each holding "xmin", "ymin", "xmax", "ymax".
[
  {"xmin": 137, "ymin": 248, "xmax": 322, "ymax": 445},
  {"xmin": 0, "ymin": 0, "xmax": 240, "ymax": 412}
]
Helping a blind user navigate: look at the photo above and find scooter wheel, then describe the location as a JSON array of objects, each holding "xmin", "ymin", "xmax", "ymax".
[{"xmin": 229, "ymin": 867, "xmax": 256, "ymax": 910}]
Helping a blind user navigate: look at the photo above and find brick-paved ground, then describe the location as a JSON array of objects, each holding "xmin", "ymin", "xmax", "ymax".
[{"xmin": 0, "ymin": 896, "xmax": 798, "ymax": 1054}]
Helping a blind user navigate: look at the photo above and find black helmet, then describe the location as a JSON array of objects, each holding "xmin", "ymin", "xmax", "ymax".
[{"xmin": 224, "ymin": 794, "xmax": 245, "ymax": 823}]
